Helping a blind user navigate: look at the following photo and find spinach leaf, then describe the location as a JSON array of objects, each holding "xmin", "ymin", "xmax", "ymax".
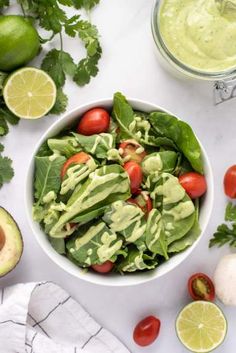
[
  {"xmin": 168, "ymin": 199, "xmax": 201, "ymax": 252},
  {"xmin": 112, "ymin": 92, "xmax": 135, "ymax": 139},
  {"xmin": 49, "ymin": 237, "xmax": 66, "ymax": 254},
  {"xmin": 149, "ymin": 112, "xmax": 203, "ymax": 173},
  {"xmin": 149, "ymin": 173, "xmax": 195, "ymax": 244},
  {"xmin": 50, "ymin": 164, "xmax": 131, "ymax": 237},
  {"xmin": 103, "ymin": 200, "xmax": 146, "ymax": 248},
  {"xmin": 72, "ymin": 205, "xmax": 108, "ymax": 223},
  {"xmin": 145, "ymin": 209, "xmax": 168, "ymax": 259},
  {"xmin": 142, "ymin": 151, "xmax": 178, "ymax": 176},
  {"xmin": 73, "ymin": 132, "xmax": 115, "ymax": 159},
  {"xmin": 48, "ymin": 135, "xmax": 81, "ymax": 158},
  {"xmin": 66, "ymin": 221, "xmax": 123, "ymax": 267},
  {"xmin": 34, "ymin": 155, "xmax": 66, "ymax": 204},
  {"xmin": 112, "ymin": 92, "xmax": 177, "ymax": 148},
  {"xmin": 116, "ymin": 246, "xmax": 157, "ymax": 273},
  {"xmin": 36, "ymin": 141, "xmax": 52, "ymax": 157}
]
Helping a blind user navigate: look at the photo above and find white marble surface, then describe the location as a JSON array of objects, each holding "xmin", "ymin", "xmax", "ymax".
[{"xmin": 1, "ymin": 0, "xmax": 236, "ymax": 352}]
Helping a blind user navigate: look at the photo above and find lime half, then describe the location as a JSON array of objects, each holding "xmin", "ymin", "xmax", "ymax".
[
  {"xmin": 176, "ymin": 301, "xmax": 227, "ymax": 353},
  {"xmin": 3, "ymin": 67, "xmax": 56, "ymax": 119}
]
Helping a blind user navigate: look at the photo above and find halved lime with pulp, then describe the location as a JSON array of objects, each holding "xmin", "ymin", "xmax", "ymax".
[
  {"xmin": 176, "ymin": 301, "xmax": 227, "ymax": 352},
  {"xmin": 3, "ymin": 67, "xmax": 56, "ymax": 119}
]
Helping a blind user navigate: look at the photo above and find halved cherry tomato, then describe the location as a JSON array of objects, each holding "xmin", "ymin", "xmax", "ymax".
[
  {"xmin": 91, "ymin": 261, "xmax": 114, "ymax": 273},
  {"xmin": 224, "ymin": 165, "xmax": 236, "ymax": 198},
  {"xmin": 188, "ymin": 273, "xmax": 215, "ymax": 301},
  {"xmin": 77, "ymin": 108, "xmax": 110, "ymax": 136},
  {"xmin": 61, "ymin": 152, "xmax": 90, "ymax": 179},
  {"xmin": 124, "ymin": 161, "xmax": 143, "ymax": 194},
  {"xmin": 128, "ymin": 192, "xmax": 152, "ymax": 216},
  {"xmin": 119, "ymin": 140, "xmax": 146, "ymax": 163},
  {"xmin": 179, "ymin": 172, "xmax": 207, "ymax": 199},
  {"xmin": 133, "ymin": 316, "xmax": 161, "ymax": 347}
]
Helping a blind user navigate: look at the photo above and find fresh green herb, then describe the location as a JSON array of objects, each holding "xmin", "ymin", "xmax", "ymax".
[
  {"xmin": 49, "ymin": 88, "xmax": 68, "ymax": 115},
  {"xmin": 0, "ymin": 96, "xmax": 19, "ymax": 188},
  {"xmin": 13, "ymin": 0, "xmax": 102, "ymax": 113},
  {"xmin": 0, "ymin": 0, "xmax": 102, "ymax": 188},
  {"xmin": 209, "ymin": 223, "xmax": 236, "ymax": 248},
  {"xmin": 210, "ymin": 202, "xmax": 236, "ymax": 248},
  {"xmin": 0, "ymin": 143, "xmax": 14, "ymax": 188},
  {"xmin": 225, "ymin": 202, "xmax": 236, "ymax": 222}
]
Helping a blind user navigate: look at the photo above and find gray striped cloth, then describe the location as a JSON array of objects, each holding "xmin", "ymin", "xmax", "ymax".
[{"xmin": 0, "ymin": 282, "xmax": 130, "ymax": 353}]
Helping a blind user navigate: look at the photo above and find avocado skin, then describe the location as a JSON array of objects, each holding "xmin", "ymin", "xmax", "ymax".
[{"xmin": 0, "ymin": 207, "xmax": 24, "ymax": 278}]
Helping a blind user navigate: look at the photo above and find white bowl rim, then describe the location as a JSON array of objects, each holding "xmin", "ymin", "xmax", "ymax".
[{"xmin": 25, "ymin": 97, "xmax": 214, "ymax": 287}]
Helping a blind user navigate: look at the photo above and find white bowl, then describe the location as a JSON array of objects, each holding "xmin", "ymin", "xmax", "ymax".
[{"xmin": 25, "ymin": 98, "xmax": 214, "ymax": 286}]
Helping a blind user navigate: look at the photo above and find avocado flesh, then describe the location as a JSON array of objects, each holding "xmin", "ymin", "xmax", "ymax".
[{"xmin": 0, "ymin": 207, "xmax": 23, "ymax": 277}]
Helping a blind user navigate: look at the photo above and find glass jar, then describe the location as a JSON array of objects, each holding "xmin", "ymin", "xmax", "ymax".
[{"xmin": 151, "ymin": 0, "xmax": 236, "ymax": 82}]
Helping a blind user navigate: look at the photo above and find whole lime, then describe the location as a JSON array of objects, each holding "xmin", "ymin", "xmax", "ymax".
[{"xmin": 0, "ymin": 15, "xmax": 40, "ymax": 72}]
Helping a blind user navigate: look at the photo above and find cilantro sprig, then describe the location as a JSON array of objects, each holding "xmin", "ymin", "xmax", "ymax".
[
  {"xmin": 209, "ymin": 202, "xmax": 236, "ymax": 248},
  {"xmin": 0, "ymin": 143, "xmax": 14, "ymax": 188},
  {"xmin": 16, "ymin": 0, "xmax": 102, "ymax": 113},
  {"xmin": 0, "ymin": 0, "xmax": 101, "ymax": 189}
]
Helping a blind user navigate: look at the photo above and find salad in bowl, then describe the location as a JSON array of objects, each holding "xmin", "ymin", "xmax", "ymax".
[{"xmin": 27, "ymin": 93, "xmax": 213, "ymax": 284}]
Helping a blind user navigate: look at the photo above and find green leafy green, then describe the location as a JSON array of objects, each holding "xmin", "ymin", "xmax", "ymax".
[
  {"xmin": 47, "ymin": 135, "xmax": 81, "ymax": 157},
  {"xmin": 209, "ymin": 223, "xmax": 236, "ymax": 248},
  {"xmin": 34, "ymin": 155, "xmax": 66, "ymax": 204},
  {"xmin": 149, "ymin": 112, "xmax": 203, "ymax": 173},
  {"xmin": 41, "ymin": 49, "xmax": 76, "ymax": 88},
  {"xmin": 0, "ymin": 154, "xmax": 14, "ymax": 188},
  {"xmin": 112, "ymin": 92, "xmax": 136, "ymax": 139},
  {"xmin": 103, "ymin": 200, "xmax": 146, "ymax": 247},
  {"xmin": 50, "ymin": 164, "xmax": 131, "ymax": 237},
  {"xmin": 145, "ymin": 209, "xmax": 168, "ymax": 259},
  {"xmin": 148, "ymin": 173, "xmax": 196, "ymax": 244},
  {"xmin": 50, "ymin": 88, "xmax": 68, "ymax": 114},
  {"xmin": 168, "ymin": 199, "xmax": 201, "ymax": 253},
  {"xmin": 74, "ymin": 133, "xmax": 115, "ymax": 159},
  {"xmin": 71, "ymin": 0, "xmax": 100, "ymax": 10},
  {"xmin": 142, "ymin": 151, "xmax": 178, "ymax": 176},
  {"xmin": 116, "ymin": 247, "xmax": 157, "ymax": 273},
  {"xmin": 66, "ymin": 221, "xmax": 123, "ymax": 267},
  {"xmin": 225, "ymin": 202, "xmax": 236, "ymax": 222},
  {"xmin": 49, "ymin": 237, "xmax": 66, "ymax": 254},
  {"xmin": 210, "ymin": 203, "xmax": 236, "ymax": 249}
]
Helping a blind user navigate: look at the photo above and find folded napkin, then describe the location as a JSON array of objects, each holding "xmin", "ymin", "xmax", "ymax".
[{"xmin": 0, "ymin": 282, "xmax": 130, "ymax": 353}]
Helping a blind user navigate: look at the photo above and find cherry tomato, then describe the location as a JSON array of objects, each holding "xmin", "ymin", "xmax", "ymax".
[
  {"xmin": 128, "ymin": 192, "xmax": 152, "ymax": 216},
  {"xmin": 91, "ymin": 261, "xmax": 114, "ymax": 273},
  {"xmin": 61, "ymin": 152, "xmax": 90, "ymax": 179},
  {"xmin": 188, "ymin": 273, "xmax": 215, "ymax": 301},
  {"xmin": 119, "ymin": 140, "xmax": 146, "ymax": 163},
  {"xmin": 224, "ymin": 165, "xmax": 236, "ymax": 198},
  {"xmin": 133, "ymin": 316, "xmax": 161, "ymax": 347},
  {"xmin": 77, "ymin": 108, "xmax": 110, "ymax": 136},
  {"xmin": 179, "ymin": 172, "xmax": 207, "ymax": 199},
  {"xmin": 124, "ymin": 161, "xmax": 143, "ymax": 194}
]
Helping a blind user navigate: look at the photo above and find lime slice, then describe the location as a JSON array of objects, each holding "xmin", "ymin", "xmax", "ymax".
[
  {"xmin": 176, "ymin": 301, "xmax": 227, "ymax": 353},
  {"xmin": 3, "ymin": 67, "xmax": 56, "ymax": 119}
]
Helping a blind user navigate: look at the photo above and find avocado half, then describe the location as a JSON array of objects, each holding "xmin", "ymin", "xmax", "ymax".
[{"xmin": 0, "ymin": 207, "xmax": 23, "ymax": 277}]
